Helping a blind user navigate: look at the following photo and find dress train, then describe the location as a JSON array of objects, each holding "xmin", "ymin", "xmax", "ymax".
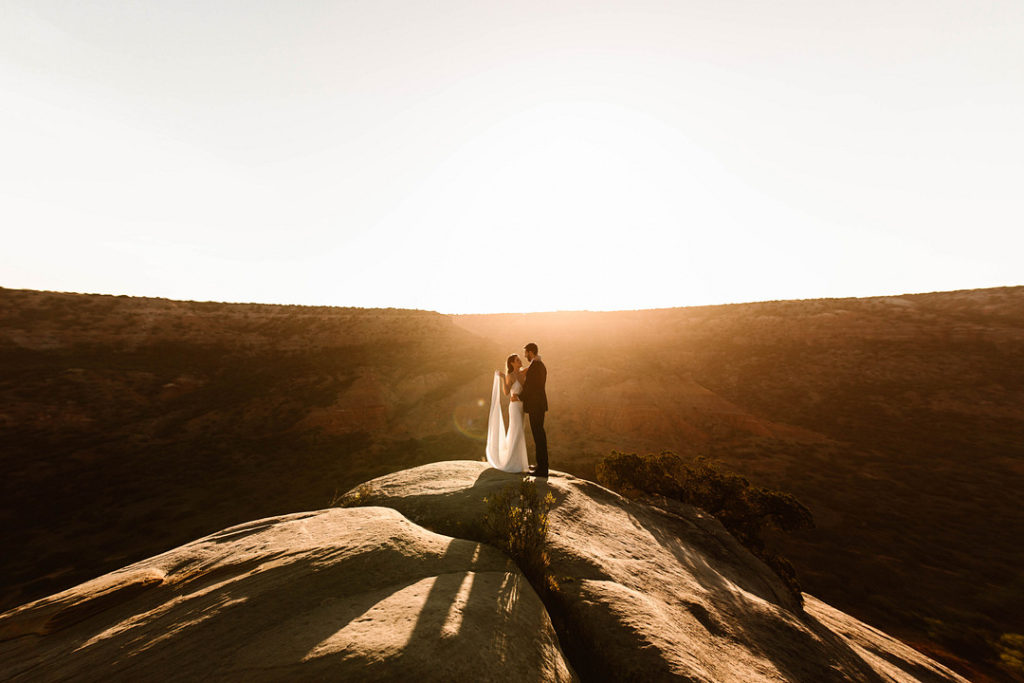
[{"xmin": 485, "ymin": 372, "xmax": 529, "ymax": 473}]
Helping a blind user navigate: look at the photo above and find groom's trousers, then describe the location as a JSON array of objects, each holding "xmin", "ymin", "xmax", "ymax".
[{"xmin": 529, "ymin": 411, "xmax": 548, "ymax": 474}]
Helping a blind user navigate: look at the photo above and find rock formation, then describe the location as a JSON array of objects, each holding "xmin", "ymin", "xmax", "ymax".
[
  {"xmin": 0, "ymin": 460, "xmax": 966, "ymax": 681},
  {"xmin": 0, "ymin": 505, "xmax": 573, "ymax": 681},
  {"xmin": 347, "ymin": 461, "xmax": 967, "ymax": 683}
]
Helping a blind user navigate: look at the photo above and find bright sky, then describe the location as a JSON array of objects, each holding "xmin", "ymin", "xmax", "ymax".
[{"xmin": 1, "ymin": 2, "xmax": 1022, "ymax": 313}]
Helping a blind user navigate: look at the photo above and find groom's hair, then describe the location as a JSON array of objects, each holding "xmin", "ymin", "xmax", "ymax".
[{"xmin": 524, "ymin": 342, "xmax": 539, "ymax": 355}]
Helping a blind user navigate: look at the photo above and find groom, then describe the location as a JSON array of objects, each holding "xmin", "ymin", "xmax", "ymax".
[{"xmin": 519, "ymin": 342, "xmax": 549, "ymax": 477}]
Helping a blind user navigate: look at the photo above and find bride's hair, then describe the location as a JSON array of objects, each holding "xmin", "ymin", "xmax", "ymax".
[{"xmin": 506, "ymin": 354, "xmax": 518, "ymax": 374}]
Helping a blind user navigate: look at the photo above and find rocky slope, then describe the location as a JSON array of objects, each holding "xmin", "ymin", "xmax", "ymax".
[
  {"xmin": 1, "ymin": 461, "xmax": 965, "ymax": 682},
  {"xmin": 0, "ymin": 503, "xmax": 573, "ymax": 682},
  {"xmin": 352, "ymin": 461, "xmax": 966, "ymax": 682}
]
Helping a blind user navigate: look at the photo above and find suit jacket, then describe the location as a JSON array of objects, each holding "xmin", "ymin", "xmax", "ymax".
[{"xmin": 519, "ymin": 359, "xmax": 548, "ymax": 414}]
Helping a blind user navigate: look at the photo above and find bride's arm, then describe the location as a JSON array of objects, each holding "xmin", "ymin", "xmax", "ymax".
[{"xmin": 501, "ymin": 372, "xmax": 511, "ymax": 396}]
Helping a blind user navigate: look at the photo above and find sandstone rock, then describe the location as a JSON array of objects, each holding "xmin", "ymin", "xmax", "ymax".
[
  {"xmin": 0, "ymin": 506, "xmax": 574, "ymax": 682},
  {"xmin": 353, "ymin": 461, "xmax": 967, "ymax": 682},
  {"xmin": 0, "ymin": 459, "xmax": 971, "ymax": 682}
]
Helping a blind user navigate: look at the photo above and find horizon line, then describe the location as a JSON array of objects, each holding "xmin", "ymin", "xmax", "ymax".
[{"xmin": 2, "ymin": 282, "xmax": 1022, "ymax": 317}]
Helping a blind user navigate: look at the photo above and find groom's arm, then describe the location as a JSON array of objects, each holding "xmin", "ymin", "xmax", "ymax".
[
  {"xmin": 517, "ymin": 365, "xmax": 532, "ymax": 401},
  {"xmin": 533, "ymin": 361, "xmax": 546, "ymax": 385}
]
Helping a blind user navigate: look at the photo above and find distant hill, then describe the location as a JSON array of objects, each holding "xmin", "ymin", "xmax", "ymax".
[{"xmin": 1, "ymin": 285, "xmax": 1022, "ymax": 680}]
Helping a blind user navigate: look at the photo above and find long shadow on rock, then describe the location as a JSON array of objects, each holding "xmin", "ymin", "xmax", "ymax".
[{"xmin": 1, "ymin": 524, "xmax": 563, "ymax": 682}]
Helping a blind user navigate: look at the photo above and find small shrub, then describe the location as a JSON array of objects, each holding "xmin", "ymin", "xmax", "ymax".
[
  {"xmin": 597, "ymin": 450, "xmax": 813, "ymax": 605},
  {"xmin": 997, "ymin": 633, "xmax": 1024, "ymax": 676},
  {"xmin": 483, "ymin": 480, "xmax": 558, "ymax": 594},
  {"xmin": 333, "ymin": 482, "xmax": 379, "ymax": 508}
]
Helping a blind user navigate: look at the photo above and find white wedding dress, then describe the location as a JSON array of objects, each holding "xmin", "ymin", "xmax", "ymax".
[{"xmin": 485, "ymin": 371, "xmax": 529, "ymax": 473}]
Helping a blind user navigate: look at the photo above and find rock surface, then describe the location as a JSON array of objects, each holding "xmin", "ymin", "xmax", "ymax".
[
  {"xmin": 0, "ymin": 506, "xmax": 574, "ymax": 682},
  {"xmin": 352, "ymin": 461, "xmax": 967, "ymax": 683},
  {"xmin": 0, "ymin": 460, "xmax": 970, "ymax": 682}
]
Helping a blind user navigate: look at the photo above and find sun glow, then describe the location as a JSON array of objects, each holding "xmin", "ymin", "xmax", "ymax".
[{"xmin": 1, "ymin": 2, "xmax": 1021, "ymax": 313}]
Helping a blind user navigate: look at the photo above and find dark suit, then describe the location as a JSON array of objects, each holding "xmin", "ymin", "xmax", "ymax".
[{"xmin": 519, "ymin": 358, "xmax": 548, "ymax": 475}]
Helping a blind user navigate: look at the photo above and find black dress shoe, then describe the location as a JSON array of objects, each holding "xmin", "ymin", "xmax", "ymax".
[{"xmin": 532, "ymin": 470, "xmax": 548, "ymax": 478}]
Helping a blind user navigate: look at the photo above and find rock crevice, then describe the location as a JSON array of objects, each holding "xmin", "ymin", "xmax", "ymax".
[{"xmin": 352, "ymin": 461, "xmax": 967, "ymax": 683}]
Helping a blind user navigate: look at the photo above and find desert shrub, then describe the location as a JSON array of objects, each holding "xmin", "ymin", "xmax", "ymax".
[
  {"xmin": 333, "ymin": 482, "xmax": 379, "ymax": 508},
  {"xmin": 483, "ymin": 480, "xmax": 557, "ymax": 594},
  {"xmin": 596, "ymin": 450, "xmax": 813, "ymax": 605},
  {"xmin": 997, "ymin": 633, "xmax": 1024, "ymax": 676}
]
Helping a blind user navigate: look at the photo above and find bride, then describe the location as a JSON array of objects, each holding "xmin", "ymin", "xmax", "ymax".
[{"xmin": 485, "ymin": 353, "xmax": 529, "ymax": 473}]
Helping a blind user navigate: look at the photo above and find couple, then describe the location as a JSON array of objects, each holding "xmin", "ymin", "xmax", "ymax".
[{"xmin": 485, "ymin": 342, "xmax": 549, "ymax": 477}]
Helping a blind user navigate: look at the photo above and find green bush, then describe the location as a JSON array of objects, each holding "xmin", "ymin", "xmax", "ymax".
[
  {"xmin": 483, "ymin": 480, "xmax": 558, "ymax": 594},
  {"xmin": 596, "ymin": 450, "xmax": 813, "ymax": 605}
]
